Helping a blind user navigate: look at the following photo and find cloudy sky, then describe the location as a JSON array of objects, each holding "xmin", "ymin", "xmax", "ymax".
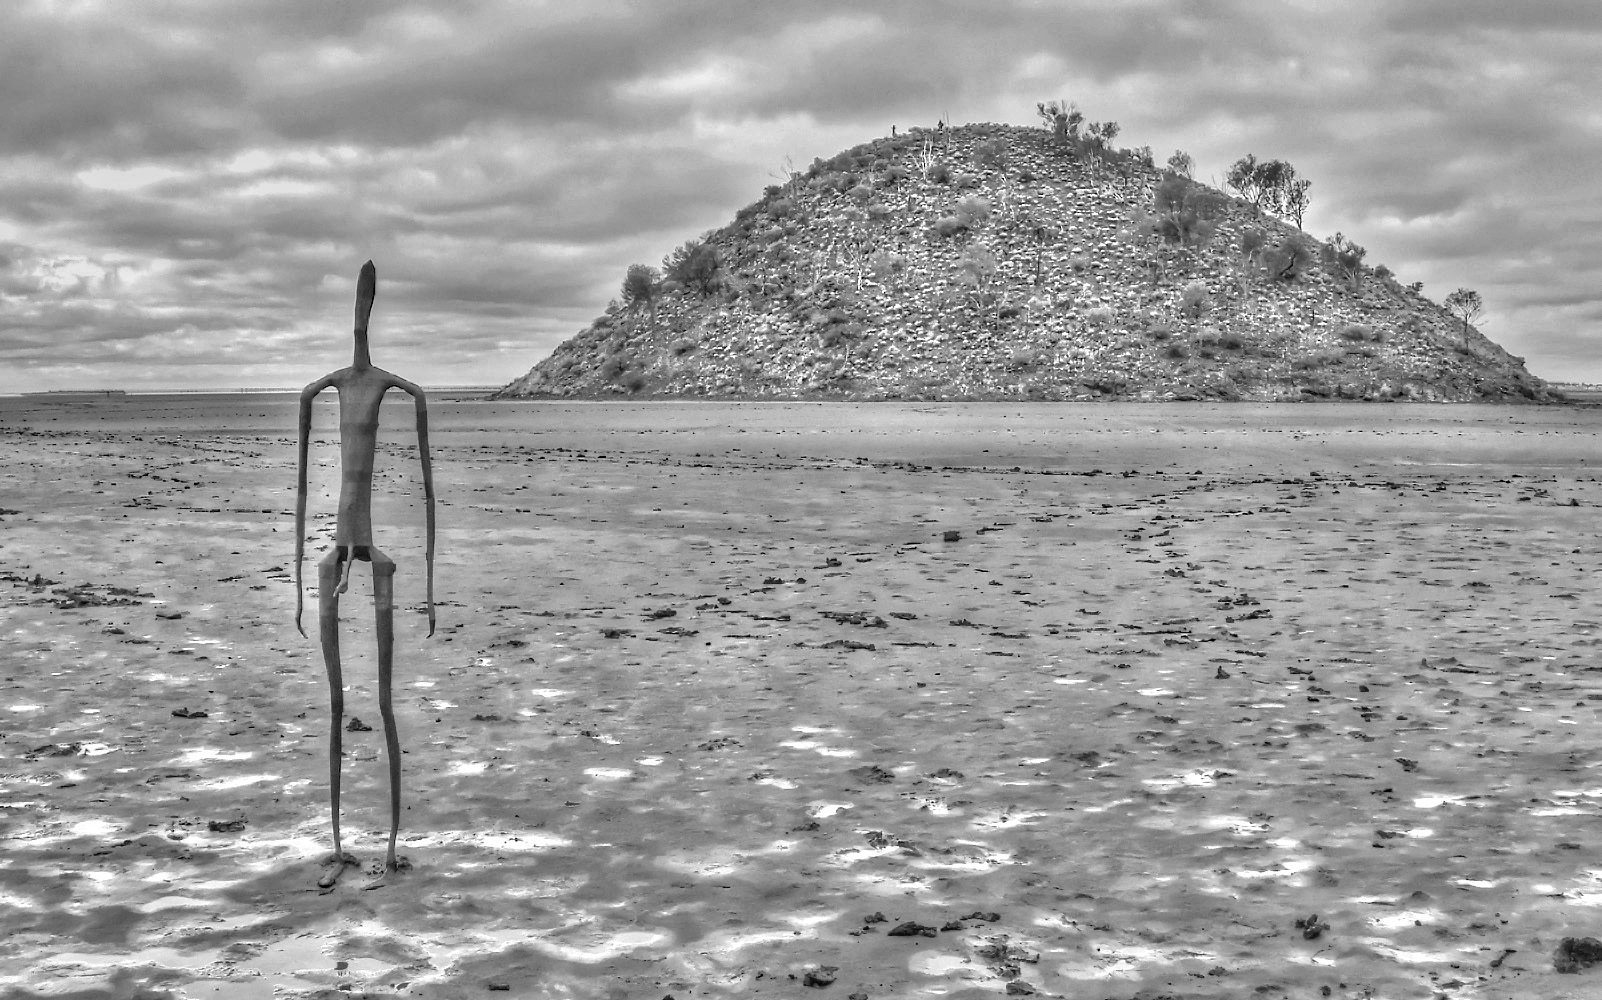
[{"xmin": 2, "ymin": 0, "xmax": 1599, "ymax": 392}]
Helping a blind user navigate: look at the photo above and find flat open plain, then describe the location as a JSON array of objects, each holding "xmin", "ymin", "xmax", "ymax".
[{"xmin": 3, "ymin": 394, "xmax": 1602, "ymax": 999}]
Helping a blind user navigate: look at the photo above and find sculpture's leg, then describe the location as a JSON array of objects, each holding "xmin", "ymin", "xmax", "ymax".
[
  {"xmin": 364, "ymin": 546, "xmax": 405, "ymax": 889},
  {"xmin": 316, "ymin": 549, "xmax": 356, "ymax": 890}
]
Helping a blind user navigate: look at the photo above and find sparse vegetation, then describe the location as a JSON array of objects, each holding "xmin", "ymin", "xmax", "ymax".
[{"xmin": 497, "ymin": 121, "xmax": 1551, "ymax": 404}]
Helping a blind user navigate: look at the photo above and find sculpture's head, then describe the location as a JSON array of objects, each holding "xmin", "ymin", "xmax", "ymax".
[{"xmin": 356, "ymin": 260, "xmax": 376, "ymax": 334}]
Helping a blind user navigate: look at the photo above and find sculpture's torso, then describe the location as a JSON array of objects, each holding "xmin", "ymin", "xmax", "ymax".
[{"xmin": 329, "ymin": 366, "xmax": 401, "ymax": 548}]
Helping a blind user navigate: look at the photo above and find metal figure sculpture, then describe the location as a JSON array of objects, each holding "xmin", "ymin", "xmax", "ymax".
[{"xmin": 295, "ymin": 260, "xmax": 436, "ymax": 890}]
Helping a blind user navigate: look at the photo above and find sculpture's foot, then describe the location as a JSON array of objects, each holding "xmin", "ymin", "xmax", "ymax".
[
  {"xmin": 361, "ymin": 854, "xmax": 412, "ymax": 891},
  {"xmin": 317, "ymin": 850, "xmax": 359, "ymax": 891}
]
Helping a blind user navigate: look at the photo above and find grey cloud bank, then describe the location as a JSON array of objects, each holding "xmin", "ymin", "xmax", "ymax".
[{"xmin": 2, "ymin": 0, "xmax": 1598, "ymax": 391}]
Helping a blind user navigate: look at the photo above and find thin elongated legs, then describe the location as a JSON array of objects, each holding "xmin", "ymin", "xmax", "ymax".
[
  {"xmin": 316, "ymin": 549, "xmax": 355, "ymax": 890},
  {"xmin": 365, "ymin": 546, "xmax": 405, "ymax": 889}
]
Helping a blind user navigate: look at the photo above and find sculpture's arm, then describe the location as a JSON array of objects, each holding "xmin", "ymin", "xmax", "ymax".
[
  {"xmin": 295, "ymin": 376, "xmax": 335, "ymax": 637},
  {"xmin": 395, "ymin": 376, "xmax": 436, "ymax": 637}
]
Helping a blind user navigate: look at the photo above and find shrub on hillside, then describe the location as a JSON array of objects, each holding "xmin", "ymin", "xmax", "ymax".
[
  {"xmin": 882, "ymin": 165, "xmax": 910, "ymax": 186},
  {"xmin": 1009, "ymin": 347, "xmax": 1041, "ymax": 370},
  {"xmin": 928, "ymin": 162, "xmax": 952, "ymax": 184},
  {"xmin": 1178, "ymin": 280, "xmax": 1209, "ymax": 319},
  {"xmin": 1337, "ymin": 323, "xmax": 1374, "ymax": 342},
  {"xmin": 670, "ymin": 337, "xmax": 698, "ymax": 356},
  {"xmin": 1324, "ymin": 232, "xmax": 1368, "ymax": 289},
  {"xmin": 953, "ymin": 244, "xmax": 999, "ymax": 289},
  {"xmin": 1263, "ymin": 239, "xmax": 1312, "ymax": 281},
  {"xmin": 932, "ymin": 215, "xmax": 966, "ymax": 238},
  {"xmin": 954, "ymin": 195, "xmax": 991, "ymax": 228},
  {"xmin": 974, "ymin": 138, "xmax": 1008, "ymax": 171},
  {"xmin": 866, "ymin": 201, "xmax": 892, "ymax": 220},
  {"xmin": 820, "ymin": 322, "xmax": 868, "ymax": 350},
  {"xmin": 1239, "ymin": 226, "xmax": 1267, "ymax": 260},
  {"xmin": 867, "ymin": 250, "xmax": 906, "ymax": 281},
  {"xmin": 1084, "ymin": 305, "xmax": 1115, "ymax": 326},
  {"xmin": 1218, "ymin": 332, "xmax": 1245, "ymax": 351},
  {"xmin": 768, "ymin": 198, "xmax": 793, "ymax": 218},
  {"xmin": 847, "ymin": 183, "xmax": 873, "ymax": 203},
  {"xmin": 952, "ymin": 171, "xmax": 981, "ymax": 190}
]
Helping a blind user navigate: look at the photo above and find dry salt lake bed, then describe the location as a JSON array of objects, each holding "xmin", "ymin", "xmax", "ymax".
[{"xmin": 5, "ymin": 393, "xmax": 1602, "ymax": 999}]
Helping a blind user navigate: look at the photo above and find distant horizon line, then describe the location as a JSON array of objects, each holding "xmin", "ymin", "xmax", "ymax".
[{"xmin": 4, "ymin": 384, "xmax": 503, "ymax": 397}]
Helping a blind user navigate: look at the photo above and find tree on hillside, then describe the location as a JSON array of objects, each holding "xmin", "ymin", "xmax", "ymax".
[
  {"xmin": 664, "ymin": 239, "xmax": 723, "ymax": 297},
  {"xmin": 1226, "ymin": 154, "xmax": 1263, "ymax": 205},
  {"xmin": 1166, "ymin": 150, "xmax": 1194, "ymax": 179},
  {"xmin": 621, "ymin": 263, "xmax": 659, "ymax": 327},
  {"xmin": 1444, "ymin": 288, "xmax": 1484, "ymax": 337},
  {"xmin": 1150, "ymin": 176, "xmax": 1226, "ymax": 252},
  {"xmin": 1010, "ymin": 208, "xmax": 1055, "ymax": 285},
  {"xmin": 1227, "ymin": 156, "xmax": 1308, "ymax": 222},
  {"xmin": 1283, "ymin": 177, "xmax": 1311, "ymax": 229},
  {"xmin": 1036, "ymin": 99, "xmax": 1082, "ymax": 147},
  {"xmin": 1254, "ymin": 160, "xmax": 1292, "ymax": 213},
  {"xmin": 1085, "ymin": 121, "xmax": 1120, "ymax": 166}
]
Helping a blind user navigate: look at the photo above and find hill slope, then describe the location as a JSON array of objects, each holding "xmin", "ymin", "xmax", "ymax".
[{"xmin": 495, "ymin": 123, "xmax": 1555, "ymax": 403}]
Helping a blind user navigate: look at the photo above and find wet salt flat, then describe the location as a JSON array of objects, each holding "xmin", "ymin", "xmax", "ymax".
[{"xmin": 2, "ymin": 394, "xmax": 1602, "ymax": 998}]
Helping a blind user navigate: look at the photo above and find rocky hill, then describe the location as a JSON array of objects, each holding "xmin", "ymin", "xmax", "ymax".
[{"xmin": 494, "ymin": 122, "xmax": 1556, "ymax": 402}]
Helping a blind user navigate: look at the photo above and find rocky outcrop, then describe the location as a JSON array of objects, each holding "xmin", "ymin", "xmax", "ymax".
[{"xmin": 495, "ymin": 123, "xmax": 1556, "ymax": 403}]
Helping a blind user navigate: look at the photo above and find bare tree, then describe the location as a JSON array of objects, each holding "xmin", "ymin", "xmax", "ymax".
[
  {"xmin": 1284, "ymin": 178, "xmax": 1311, "ymax": 229},
  {"xmin": 1444, "ymin": 288, "xmax": 1484, "ymax": 337}
]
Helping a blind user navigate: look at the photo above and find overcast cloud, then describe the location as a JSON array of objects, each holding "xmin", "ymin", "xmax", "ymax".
[{"xmin": 2, "ymin": 0, "xmax": 1599, "ymax": 391}]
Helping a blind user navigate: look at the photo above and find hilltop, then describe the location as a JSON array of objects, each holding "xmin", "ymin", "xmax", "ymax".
[{"xmin": 495, "ymin": 122, "xmax": 1555, "ymax": 403}]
